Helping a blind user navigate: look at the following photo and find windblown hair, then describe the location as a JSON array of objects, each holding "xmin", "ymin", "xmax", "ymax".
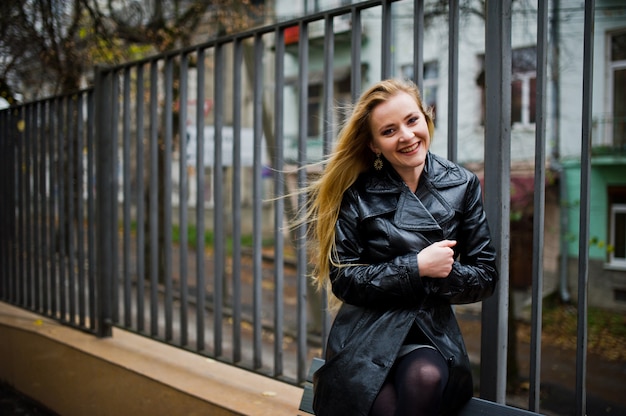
[{"xmin": 303, "ymin": 78, "xmax": 435, "ymax": 304}]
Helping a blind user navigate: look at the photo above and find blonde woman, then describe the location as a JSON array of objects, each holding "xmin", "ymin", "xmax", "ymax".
[{"xmin": 305, "ymin": 79, "xmax": 498, "ymax": 416}]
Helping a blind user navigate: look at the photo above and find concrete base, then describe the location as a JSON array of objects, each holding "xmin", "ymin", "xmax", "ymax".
[{"xmin": 0, "ymin": 302, "xmax": 303, "ymax": 416}]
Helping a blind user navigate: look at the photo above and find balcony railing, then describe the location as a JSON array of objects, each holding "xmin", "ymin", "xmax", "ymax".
[{"xmin": 592, "ymin": 114, "xmax": 626, "ymax": 154}]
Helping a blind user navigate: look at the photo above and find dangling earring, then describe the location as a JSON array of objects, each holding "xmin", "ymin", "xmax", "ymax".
[{"xmin": 374, "ymin": 152, "xmax": 383, "ymax": 170}]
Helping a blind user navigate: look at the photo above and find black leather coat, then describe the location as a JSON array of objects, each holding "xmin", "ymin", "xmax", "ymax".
[{"xmin": 312, "ymin": 152, "xmax": 498, "ymax": 416}]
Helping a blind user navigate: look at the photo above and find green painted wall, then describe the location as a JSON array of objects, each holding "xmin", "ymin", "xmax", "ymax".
[{"xmin": 562, "ymin": 157, "xmax": 626, "ymax": 260}]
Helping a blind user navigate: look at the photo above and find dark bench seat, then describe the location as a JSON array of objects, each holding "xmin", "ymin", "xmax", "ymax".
[{"xmin": 299, "ymin": 358, "xmax": 543, "ymax": 415}]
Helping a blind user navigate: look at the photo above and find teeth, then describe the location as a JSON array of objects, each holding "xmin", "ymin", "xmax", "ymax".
[{"xmin": 400, "ymin": 142, "xmax": 418, "ymax": 153}]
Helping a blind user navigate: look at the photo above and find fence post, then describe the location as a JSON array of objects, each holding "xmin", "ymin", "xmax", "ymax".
[
  {"xmin": 94, "ymin": 66, "xmax": 114, "ymax": 338},
  {"xmin": 481, "ymin": 0, "xmax": 512, "ymax": 403}
]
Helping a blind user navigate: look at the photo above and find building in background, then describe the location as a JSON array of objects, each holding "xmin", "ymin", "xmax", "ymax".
[{"xmin": 273, "ymin": 0, "xmax": 626, "ymax": 311}]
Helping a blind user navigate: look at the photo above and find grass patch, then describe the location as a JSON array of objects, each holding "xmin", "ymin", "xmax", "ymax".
[
  {"xmin": 170, "ymin": 224, "xmax": 275, "ymax": 253},
  {"xmin": 538, "ymin": 293, "xmax": 626, "ymax": 361}
]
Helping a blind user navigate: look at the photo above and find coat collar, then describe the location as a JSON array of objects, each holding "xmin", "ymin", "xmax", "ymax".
[
  {"xmin": 364, "ymin": 152, "xmax": 467, "ymax": 193},
  {"xmin": 357, "ymin": 152, "xmax": 466, "ymax": 231}
]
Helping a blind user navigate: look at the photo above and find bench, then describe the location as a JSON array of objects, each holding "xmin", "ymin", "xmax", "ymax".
[{"xmin": 299, "ymin": 358, "xmax": 542, "ymax": 415}]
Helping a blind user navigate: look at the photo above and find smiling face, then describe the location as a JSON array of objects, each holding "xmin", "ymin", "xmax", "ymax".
[{"xmin": 368, "ymin": 91, "xmax": 431, "ymax": 190}]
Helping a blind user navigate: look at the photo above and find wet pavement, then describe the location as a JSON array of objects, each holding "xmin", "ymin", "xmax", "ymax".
[
  {"xmin": 0, "ymin": 382, "xmax": 57, "ymax": 416},
  {"xmin": 455, "ymin": 307, "xmax": 626, "ymax": 416}
]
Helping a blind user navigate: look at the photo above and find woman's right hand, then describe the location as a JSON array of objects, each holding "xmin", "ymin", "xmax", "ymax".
[{"xmin": 417, "ymin": 240, "xmax": 457, "ymax": 278}]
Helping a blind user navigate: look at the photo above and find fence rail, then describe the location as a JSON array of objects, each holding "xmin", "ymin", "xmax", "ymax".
[{"xmin": 0, "ymin": 1, "xmax": 597, "ymax": 414}]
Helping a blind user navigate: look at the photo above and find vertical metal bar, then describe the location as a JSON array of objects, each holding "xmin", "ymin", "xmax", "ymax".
[
  {"xmin": 351, "ymin": 7, "xmax": 362, "ymax": 102},
  {"xmin": 149, "ymin": 60, "xmax": 160, "ymax": 337},
  {"xmin": 0, "ymin": 110, "xmax": 3, "ymax": 296},
  {"xmin": 19, "ymin": 105, "xmax": 26, "ymax": 306},
  {"xmin": 32, "ymin": 102, "xmax": 38, "ymax": 310},
  {"xmin": 413, "ymin": 0, "xmax": 424, "ymax": 89},
  {"xmin": 0, "ymin": 110, "xmax": 5, "ymax": 297},
  {"xmin": 320, "ymin": 14, "xmax": 335, "ymax": 356},
  {"xmin": 111, "ymin": 75, "xmax": 120, "ymax": 324},
  {"xmin": 481, "ymin": 0, "xmax": 511, "ymax": 403},
  {"xmin": 15, "ymin": 107, "xmax": 22, "ymax": 304},
  {"xmin": 164, "ymin": 56, "xmax": 174, "ymax": 342},
  {"xmin": 447, "ymin": 0, "xmax": 459, "ymax": 163},
  {"xmin": 6, "ymin": 109, "xmax": 12, "ymax": 299},
  {"xmin": 25, "ymin": 104, "xmax": 33, "ymax": 308},
  {"xmin": 10, "ymin": 108, "xmax": 20, "ymax": 304},
  {"xmin": 2, "ymin": 109, "xmax": 7, "ymax": 296},
  {"xmin": 67, "ymin": 96, "xmax": 76, "ymax": 323},
  {"xmin": 58, "ymin": 98, "xmax": 67, "ymax": 320},
  {"xmin": 213, "ymin": 43, "xmax": 225, "ymax": 357},
  {"xmin": 576, "ymin": 2, "xmax": 595, "ymax": 415},
  {"xmin": 252, "ymin": 33, "xmax": 264, "ymax": 369},
  {"xmin": 232, "ymin": 38, "xmax": 243, "ymax": 363},
  {"xmin": 3, "ymin": 109, "xmax": 11, "ymax": 299},
  {"xmin": 15, "ymin": 107, "xmax": 23, "ymax": 305},
  {"xmin": 95, "ymin": 67, "xmax": 114, "ymax": 338},
  {"xmin": 0, "ymin": 110, "xmax": 6, "ymax": 299},
  {"xmin": 322, "ymin": 14, "xmax": 334, "ymax": 180},
  {"xmin": 31, "ymin": 101, "xmax": 41, "ymax": 311},
  {"xmin": 123, "ymin": 67, "xmax": 133, "ymax": 327},
  {"xmin": 195, "ymin": 48, "xmax": 207, "ymax": 351},
  {"xmin": 296, "ymin": 20, "xmax": 309, "ymax": 383},
  {"xmin": 381, "ymin": 0, "xmax": 392, "ymax": 79},
  {"xmin": 2, "ymin": 109, "xmax": 9, "ymax": 299},
  {"xmin": 76, "ymin": 93, "xmax": 86, "ymax": 326},
  {"xmin": 274, "ymin": 25, "xmax": 287, "ymax": 377},
  {"xmin": 8, "ymin": 107, "xmax": 14, "ymax": 299},
  {"xmin": 33, "ymin": 102, "xmax": 41, "ymax": 312},
  {"xmin": 135, "ymin": 64, "xmax": 146, "ymax": 333},
  {"xmin": 87, "ymin": 90, "xmax": 97, "ymax": 330},
  {"xmin": 529, "ymin": 0, "xmax": 548, "ymax": 411},
  {"xmin": 40, "ymin": 101, "xmax": 49, "ymax": 314},
  {"xmin": 31, "ymin": 103, "xmax": 38, "ymax": 309},
  {"xmin": 49, "ymin": 100, "xmax": 58, "ymax": 315},
  {"xmin": 12, "ymin": 108, "xmax": 18, "ymax": 303},
  {"xmin": 179, "ymin": 53, "xmax": 189, "ymax": 347}
]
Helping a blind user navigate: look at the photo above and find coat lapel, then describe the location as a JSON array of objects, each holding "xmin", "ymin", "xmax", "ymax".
[
  {"xmin": 394, "ymin": 190, "xmax": 441, "ymax": 231},
  {"xmin": 362, "ymin": 152, "xmax": 460, "ymax": 232}
]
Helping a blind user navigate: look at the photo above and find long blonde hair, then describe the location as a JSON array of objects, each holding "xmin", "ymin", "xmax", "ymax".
[{"xmin": 304, "ymin": 79, "xmax": 435, "ymax": 300}]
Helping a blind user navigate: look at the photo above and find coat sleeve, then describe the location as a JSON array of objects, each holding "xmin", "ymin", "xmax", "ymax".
[
  {"xmin": 426, "ymin": 174, "xmax": 499, "ymax": 304},
  {"xmin": 330, "ymin": 188, "xmax": 427, "ymax": 308}
]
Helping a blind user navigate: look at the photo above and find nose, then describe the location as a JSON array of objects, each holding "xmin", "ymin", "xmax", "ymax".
[{"xmin": 399, "ymin": 124, "xmax": 413, "ymax": 140}]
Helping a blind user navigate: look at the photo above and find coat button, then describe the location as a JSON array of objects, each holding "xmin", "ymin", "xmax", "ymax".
[{"xmin": 448, "ymin": 356, "xmax": 455, "ymax": 366}]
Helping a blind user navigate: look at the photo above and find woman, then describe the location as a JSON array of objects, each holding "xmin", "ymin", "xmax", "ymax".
[{"xmin": 304, "ymin": 79, "xmax": 498, "ymax": 416}]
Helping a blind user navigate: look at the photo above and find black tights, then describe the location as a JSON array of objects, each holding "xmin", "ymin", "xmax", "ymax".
[{"xmin": 369, "ymin": 348, "xmax": 449, "ymax": 416}]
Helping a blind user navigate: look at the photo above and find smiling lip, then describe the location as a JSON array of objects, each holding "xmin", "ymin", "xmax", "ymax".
[{"xmin": 399, "ymin": 142, "xmax": 420, "ymax": 153}]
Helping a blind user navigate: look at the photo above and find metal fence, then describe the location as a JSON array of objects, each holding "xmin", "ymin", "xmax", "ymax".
[{"xmin": 0, "ymin": 1, "xmax": 597, "ymax": 415}]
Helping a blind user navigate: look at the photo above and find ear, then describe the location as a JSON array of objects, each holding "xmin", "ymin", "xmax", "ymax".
[{"xmin": 368, "ymin": 141, "xmax": 378, "ymax": 154}]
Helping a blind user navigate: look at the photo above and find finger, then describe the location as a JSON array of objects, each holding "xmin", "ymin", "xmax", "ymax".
[{"xmin": 437, "ymin": 239, "xmax": 457, "ymax": 248}]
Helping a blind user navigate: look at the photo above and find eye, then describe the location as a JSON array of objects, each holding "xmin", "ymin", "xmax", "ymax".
[
  {"xmin": 407, "ymin": 116, "xmax": 419, "ymax": 125},
  {"xmin": 381, "ymin": 127, "xmax": 395, "ymax": 136}
]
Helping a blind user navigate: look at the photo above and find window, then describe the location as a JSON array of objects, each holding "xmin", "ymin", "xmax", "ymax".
[
  {"xmin": 608, "ymin": 186, "xmax": 626, "ymax": 268},
  {"xmin": 423, "ymin": 61, "xmax": 439, "ymax": 122},
  {"xmin": 610, "ymin": 32, "xmax": 626, "ymax": 148},
  {"xmin": 476, "ymin": 47, "xmax": 537, "ymax": 127},
  {"xmin": 306, "ymin": 75, "xmax": 352, "ymax": 139},
  {"xmin": 308, "ymin": 84, "xmax": 322, "ymax": 137},
  {"xmin": 400, "ymin": 61, "xmax": 439, "ymax": 124},
  {"xmin": 511, "ymin": 47, "xmax": 536, "ymax": 126},
  {"xmin": 610, "ymin": 204, "xmax": 626, "ymax": 268}
]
